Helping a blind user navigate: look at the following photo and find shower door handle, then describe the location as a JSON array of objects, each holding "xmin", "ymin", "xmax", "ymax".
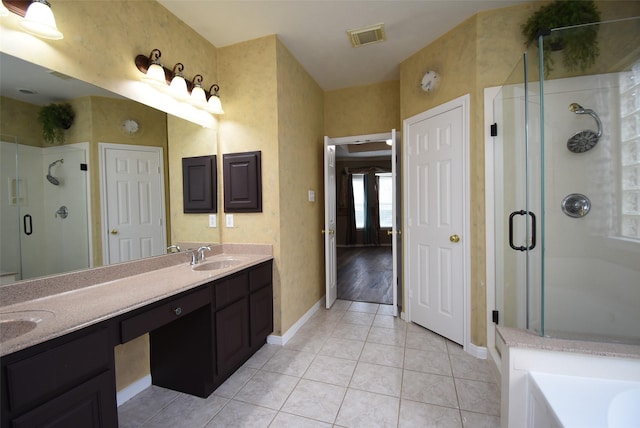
[
  {"xmin": 23, "ymin": 214, "xmax": 33, "ymax": 236},
  {"xmin": 509, "ymin": 210, "xmax": 536, "ymax": 251}
]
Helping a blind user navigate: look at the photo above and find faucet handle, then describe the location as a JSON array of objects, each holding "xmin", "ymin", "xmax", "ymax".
[{"xmin": 167, "ymin": 244, "xmax": 181, "ymax": 253}]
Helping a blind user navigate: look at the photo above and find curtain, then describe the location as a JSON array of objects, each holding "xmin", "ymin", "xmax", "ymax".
[{"xmin": 346, "ymin": 175, "xmax": 356, "ymax": 245}]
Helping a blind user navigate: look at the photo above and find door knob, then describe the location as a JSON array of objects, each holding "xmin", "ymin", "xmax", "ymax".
[
  {"xmin": 387, "ymin": 230, "xmax": 393, "ymax": 236},
  {"xmin": 322, "ymin": 229, "xmax": 335, "ymax": 235},
  {"xmin": 110, "ymin": 229, "xmax": 118, "ymax": 235},
  {"xmin": 450, "ymin": 234, "xmax": 460, "ymax": 243}
]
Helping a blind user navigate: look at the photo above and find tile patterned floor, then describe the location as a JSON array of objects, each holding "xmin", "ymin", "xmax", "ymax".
[{"xmin": 118, "ymin": 300, "xmax": 501, "ymax": 427}]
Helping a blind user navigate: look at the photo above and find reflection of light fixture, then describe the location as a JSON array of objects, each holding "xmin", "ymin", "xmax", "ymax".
[
  {"xmin": 189, "ymin": 74, "xmax": 207, "ymax": 107},
  {"xmin": 19, "ymin": 0, "xmax": 63, "ymax": 40},
  {"xmin": 206, "ymin": 84, "xmax": 224, "ymax": 115},
  {"xmin": 0, "ymin": 1, "xmax": 9, "ymax": 16},
  {"xmin": 386, "ymin": 139, "xmax": 392, "ymax": 146},
  {"xmin": 169, "ymin": 63, "xmax": 189, "ymax": 100},
  {"xmin": 140, "ymin": 49, "xmax": 168, "ymax": 88}
]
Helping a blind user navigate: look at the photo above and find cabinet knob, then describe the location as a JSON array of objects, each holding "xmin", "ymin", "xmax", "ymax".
[{"xmin": 173, "ymin": 307, "xmax": 182, "ymax": 316}]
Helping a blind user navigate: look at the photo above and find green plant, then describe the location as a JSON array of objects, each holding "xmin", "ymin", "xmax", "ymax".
[
  {"xmin": 38, "ymin": 103, "xmax": 75, "ymax": 144},
  {"xmin": 521, "ymin": 0, "xmax": 601, "ymax": 77}
]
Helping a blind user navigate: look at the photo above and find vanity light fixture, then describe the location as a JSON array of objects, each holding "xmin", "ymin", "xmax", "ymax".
[
  {"xmin": 206, "ymin": 84, "xmax": 224, "ymax": 115},
  {"xmin": 19, "ymin": 0, "xmax": 63, "ymax": 40},
  {"xmin": 189, "ymin": 74, "xmax": 208, "ymax": 107},
  {"xmin": 140, "ymin": 49, "xmax": 168, "ymax": 88},
  {"xmin": 168, "ymin": 63, "xmax": 189, "ymax": 100}
]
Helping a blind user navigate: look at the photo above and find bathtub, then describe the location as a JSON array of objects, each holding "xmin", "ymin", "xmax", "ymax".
[{"xmin": 528, "ymin": 371, "xmax": 640, "ymax": 428}]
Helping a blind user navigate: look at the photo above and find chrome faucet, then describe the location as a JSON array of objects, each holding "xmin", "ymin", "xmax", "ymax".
[
  {"xmin": 166, "ymin": 244, "xmax": 181, "ymax": 253},
  {"xmin": 197, "ymin": 245, "xmax": 212, "ymax": 263}
]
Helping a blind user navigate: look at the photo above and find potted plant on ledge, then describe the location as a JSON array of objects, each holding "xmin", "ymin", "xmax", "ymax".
[
  {"xmin": 521, "ymin": 0, "xmax": 601, "ymax": 77},
  {"xmin": 38, "ymin": 103, "xmax": 75, "ymax": 144}
]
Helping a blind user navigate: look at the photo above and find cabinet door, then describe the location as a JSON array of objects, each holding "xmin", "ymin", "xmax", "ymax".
[
  {"xmin": 182, "ymin": 155, "xmax": 217, "ymax": 213},
  {"xmin": 250, "ymin": 284, "xmax": 273, "ymax": 349},
  {"xmin": 215, "ymin": 297, "xmax": 250, "ymax": 376},
  {"xmin": 223, "ymin": 151, "xmax": 262, "ymax": 212},
  {"xmin": 11, "ymin": 371, "xmax": 117, "ymax": 428}
]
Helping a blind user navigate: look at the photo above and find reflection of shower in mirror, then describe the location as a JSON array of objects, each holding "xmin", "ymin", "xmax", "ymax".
[{"xmin": 46, "ymin": 158, "xmax": 63, "ymax": 185}]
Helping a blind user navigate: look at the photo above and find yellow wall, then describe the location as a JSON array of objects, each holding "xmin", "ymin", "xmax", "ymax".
[
  {"xmin": 0, "ymin": 97, "xmax": 41, "ymax": 145},
  {"xmin": 324, "ymin": 81, "xmax": 400, "ymax": 137},
  {"xmin": 275, "ymin": 39, "xmax": 325, "ymax": 332}
]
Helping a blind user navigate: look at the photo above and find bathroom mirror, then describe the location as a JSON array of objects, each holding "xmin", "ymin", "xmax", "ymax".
[{"xmin": 0, "ymin": 52, "xmax": 220, "ymax": 284}]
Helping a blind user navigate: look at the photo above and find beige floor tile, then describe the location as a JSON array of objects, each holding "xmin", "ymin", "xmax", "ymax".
[
  {"xmin": 373, "ymin": 314, "xmax": 407, "ymax": 330},
  {"xmin": 405, "ymin": 329, "xmax": 447, "ymax": 353},
  {"xmin": 348, "ymin": 301, "xmax": 380, "ymax": 313},
  {"xmin": 270, "ymin": 412, "xmax": 333, "ymax": 427},
  {"xmin": 461, "ymin": 410, "xmax": 501, "ymax": 428},
  {"xmin": 243, "ymin": 344, "xmax": 281, "ymax": 369},
  {"xmin": 284, "ymin": 332, "xmax": 328, "ymax": 354},
  {"xmin": 377, "ymin": 304, "xmax": 396, "ymax": 315},
  {"xmin": 281, "ymin": 379, "xmax": 346, "ymax": 423},
  {"xmin": 213, "ymin": 366, "xmax": 258, "ymax": 398},
  {"xmin": 398, "ymin": 399, "xmax": 462, "ymax": 428},
  {"xmin": 331, "ymin": 299, "xmax": 352, "ymax": 311},
  {"xmin": 143, "ymin": 393, "xmax": 228, "ymax": 428},
  {"xmin": 404, "ymin": 348, "xmax": 452, "ymax": 376},
  {"xmin": 341, "ymin": 311, "xmax": 375, "ymax": 326},
  {"xmin": 205, "ymin": 399, "xmax": 277, "ymax": 427},
  {"xmin": 401, "ymin": 370, "xmax": 458, "ymax": 408},
  {"xmin": 450, "ymin": 355, "xmax": 495, "ymax": 383},
  {"xmin": 367, "ymin": 326, "xmax": 407, "ymax": 347},
  {"xmin": 234, "ymin": 370, "xmax": 299, "ymax": 410},
  {"xmin": 331, "ymin": 322, "xmax": 370, "ymax": 341},
  {"xmin": 262, "ymin": 348, "xmax": 316, "ymax": 377},
  {"xmin": 455, "ymin": 379, "xmax": 500, "ymax": 416},
  {"xmin": 303, "ymin": 354, "xmax": 357, "ymax": 386},
  {"xmin": 350, "ymin": 362, "xmax": 403, "ymax": 397},
  {"xmin": 360, "ymin": 342, "xmax": 405, "ymax": 368},
  {"xmin": 318, "ymin": 337, "xmax": 365, "ymax": 360},
  {"xmin": 118, "ymin": 385, "xmax": 181, "ymax": 428},
  {"xmin": 335, "ymin": 388, "xmax": 400, "ymax": 428}
]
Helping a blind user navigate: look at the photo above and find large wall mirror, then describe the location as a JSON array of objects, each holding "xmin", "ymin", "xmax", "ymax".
[{"xmin": 0, "ymin": 52, "xmax": 221, "ymax": 285}]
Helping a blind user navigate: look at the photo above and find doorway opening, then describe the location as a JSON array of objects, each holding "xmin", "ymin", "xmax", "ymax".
[{"xmin": 335, "ymin": 144, "xmax": 393, "ymax": 305}]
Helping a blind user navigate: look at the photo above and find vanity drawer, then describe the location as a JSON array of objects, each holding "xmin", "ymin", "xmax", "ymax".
[
  {"xmin": 214, "ymin": 271, "xmax": 249, "ymax": 309},
  {"xmin": 249, "ymin": 261, "xmax": 272, "ymax": 291},
  {"xmin": 5, "ymin": 328, "xmax": 111, "ymax": 413},
  {"xmin": 121, "ymin": 287, "xmax": 210, "ymax": 343}
]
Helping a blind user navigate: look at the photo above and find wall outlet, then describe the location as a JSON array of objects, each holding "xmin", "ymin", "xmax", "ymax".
[
  {"xmin": 225, "ymin": 214, "xmax": 234, "ymax": 228},
  {"xmin": 208, "ymin": 214, "xmax": 217, "ymax": 228}
]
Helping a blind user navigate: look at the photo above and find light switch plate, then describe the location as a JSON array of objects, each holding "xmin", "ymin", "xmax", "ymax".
[
  {"xmin": 226, "ymin": 214, "xmax": 234, "ymax": 228},
  {"xmin": 308, "ymin": 190, "xmax": 315, "ymax": 202},
  {"xmin": 208, "ymin": 214, "xmax": 217, "ymax": 228}
]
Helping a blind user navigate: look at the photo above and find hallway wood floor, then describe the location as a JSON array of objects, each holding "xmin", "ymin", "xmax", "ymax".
[{"xmin": 337, "ymin": 246, "xmax": 392, "ymax": 304}]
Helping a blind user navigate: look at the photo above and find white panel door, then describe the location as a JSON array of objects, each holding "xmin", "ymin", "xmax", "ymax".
[
  {"xmin": 102, "ymin": 145, "xmax": 166, "ymax": 264},
  {"xmin": 407, "ymin": 105, "xmax": 465, "ymax": 344},
  {"xmin": 324, "ymin": 137, "xmax": 337, "ymax": 308}
]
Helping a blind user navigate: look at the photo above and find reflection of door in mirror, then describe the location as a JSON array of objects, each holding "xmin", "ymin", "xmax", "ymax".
[
  {"xmin": 0, "ymin": 138, "xmax": 90, "ymax": 281},
  {"xmin": 100, "ymin": 143, "xmax": 166, "ymax": 264}
]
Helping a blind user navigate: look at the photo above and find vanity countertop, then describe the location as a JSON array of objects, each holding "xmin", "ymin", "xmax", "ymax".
[{"xmin": 0, "ymin": 244, "xmax": 273, "ymax": 357}]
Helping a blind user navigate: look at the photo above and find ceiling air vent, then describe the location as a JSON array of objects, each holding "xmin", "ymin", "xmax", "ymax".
[{"xmin": 348, "ymin": 23, "xmax": 386, "ymax": 48}]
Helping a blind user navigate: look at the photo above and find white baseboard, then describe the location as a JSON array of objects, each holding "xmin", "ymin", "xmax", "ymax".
[
  {"xmin": 466, "ymin": 342, "xmax": 488, "ymax": 359},
  {"xmin": 116, "ymin": 375, "xmax": 151, "ymax": 407},
  {"xmin": 267, "ymin": 296, "xmax": 324, "ymax": 346}
]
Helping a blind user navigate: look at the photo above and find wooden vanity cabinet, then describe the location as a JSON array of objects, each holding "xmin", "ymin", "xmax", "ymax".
[{"xmin": 0, "ymin": 325, "xmax": 118, "ymax": 428}]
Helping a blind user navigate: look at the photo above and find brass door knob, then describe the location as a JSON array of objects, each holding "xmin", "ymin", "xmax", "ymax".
[
  {"xmin": 321, "ymin": 229, "xmax": 334, "ymax": 235},
  {"xmin": 110, "ymin": 229, "xmax": 118, "ymax": 235},
  {"xmin": 387, "ymin": 230, "xmax": 393, "ymax": 236},
  {"xmin": 450, "ymin": 234, "xmax": 460, "ymax": 243}
]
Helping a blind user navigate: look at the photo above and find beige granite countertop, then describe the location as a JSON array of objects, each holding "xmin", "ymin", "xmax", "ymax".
[
  {"xmin": 0, "ymin": 244, "xmax": 272, "ymax": 357},
  {"xmin": 497, "ymin": 326, "xmax": 640, "ymax": 360}
]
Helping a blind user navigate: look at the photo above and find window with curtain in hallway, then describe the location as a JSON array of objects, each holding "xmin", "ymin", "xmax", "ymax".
[
  {"xmin": 377, "ymin": 173, "xmax": 392, "ymax": 228},
  {"xmin": 352, "ymin": 173, "xmax": 365, "ymax": 229}
]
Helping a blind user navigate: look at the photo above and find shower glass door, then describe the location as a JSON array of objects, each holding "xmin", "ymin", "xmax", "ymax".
[{"xmin": 492, "ymin": 46, "xmax": 543, "ymax": 335}]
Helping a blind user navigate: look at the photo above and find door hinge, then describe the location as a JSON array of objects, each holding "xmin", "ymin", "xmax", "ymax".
[
  {"xmin": 490, "ymin": 123, "xmax": 498, "ymax": 137},
  {"xmin": 492, "ymin": 310, "xmax": 499, "ymax": 324}
]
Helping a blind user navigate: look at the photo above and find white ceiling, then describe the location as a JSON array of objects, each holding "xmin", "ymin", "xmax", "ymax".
[{"xmin": 158, "ymin": 0, "xmax": 530, "ymax": 91}]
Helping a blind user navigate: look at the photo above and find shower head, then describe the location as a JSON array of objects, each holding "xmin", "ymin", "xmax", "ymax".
[
  {"xmin": 567, "ymin": 103, "xmax": 602, "ymax": 153},
  {"xmin": 46, "ymin": 158, "xmax": 63, "ymax": 186}
]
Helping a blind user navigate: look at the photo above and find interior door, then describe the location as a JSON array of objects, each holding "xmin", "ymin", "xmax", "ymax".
[
  {"xmin": 324, "ymin": 137, "xmax": 337, "ymax": 308},
  {"xmin": 406, "ymin": 100, "xmax": 466, "ymax": 345},
  {"xmin": 101, "ymin": 144, "xmax": 166, "ymax": 264},
  {"xmin": 391, "ymin": 128, "xmax": 400, "ymax": 316}
]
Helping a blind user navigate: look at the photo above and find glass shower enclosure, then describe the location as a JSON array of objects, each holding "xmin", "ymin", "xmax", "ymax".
[{"xmin": 493, "ymin": 17, "xmax": 640, "ymax": 345}]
